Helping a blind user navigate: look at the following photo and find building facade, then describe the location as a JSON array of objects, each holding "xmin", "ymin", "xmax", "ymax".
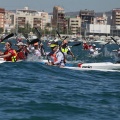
[
  {"xmin": 68, "ymin": 16, "xmax": 81, "ymax": 35},
  {"xmin": 0, "ymin": 8, "xmax": 5, "ymax": 32},
  {"xmin": 15, "ymin": 7, "xmax": 48, "ymax": 30},
  {"xmin": 52, "ymin": 6, "xmax": 67, "ymax": 33}
]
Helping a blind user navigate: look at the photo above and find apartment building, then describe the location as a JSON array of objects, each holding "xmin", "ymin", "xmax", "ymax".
[
  {"xmin": 79, "ymin": 9, "xmax": 95, "ymax": 24},
  {"xmin": 52, "ymin": 6, "xmax": 67, "ymax": 33},
  {"xmin": 0, "ymin": 8, "xmax": 5, "ymax": 32},
  {"xmin": 68, "ymin": 16, "xmax": 81, "ymax": 35},
  {"xmin": 112, "ymin": 8, "xmax": 120, "ymax": 28},
  {"xmin": 16, "ymin": 7, "xmax": 48, "ymax": 29}
]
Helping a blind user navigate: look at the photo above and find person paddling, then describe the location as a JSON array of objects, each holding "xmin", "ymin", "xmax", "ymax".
[
  {"xmin": 16, "ymin": 42, "xmax": 27, "ymax": 60},
  {"xmin": 89, "ymin": 44, "xmax": 101, "ymax": 56},
  {"xmin": 112, "ymin": 47, "xmax": 120, "ymax": 63},
  {"xmin": 46, "ymin": 42, "xmax": 65, "ymax": 67},
  {"xmin": 60, "ymin": 39, "xmax": 75, "ymax": 59},
  {"xmin": 0, "ymin": 41, "xmax": 17, "ymax": 62}
]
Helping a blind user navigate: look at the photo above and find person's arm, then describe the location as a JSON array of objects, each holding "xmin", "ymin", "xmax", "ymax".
[
  {"xmin": 0, "ymin": 51, "xmax": 4, "ymax": 55},
  {"xmin": 0, "ymin": 52, "xmax": 11, "ymax": 58}
]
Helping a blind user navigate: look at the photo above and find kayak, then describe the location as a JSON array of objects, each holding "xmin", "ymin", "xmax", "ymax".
[
  {"xmin": 0, "ymin": 58, "xmax": 6, "ymax": 64},
  {"xmin": 77, "ymin": 62, "xmax": 120, "ymax": 70},
  {"xmin": 0, "ymin": 58, "xmax": 23, "ymax": 63},
  {"xmin": 39, "ymin": 59, "xmax": 120, "ymax": 71}
]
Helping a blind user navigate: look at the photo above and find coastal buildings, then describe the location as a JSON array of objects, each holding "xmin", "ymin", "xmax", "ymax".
[
  {"xmin": 68, "ymin": 16, "xmax": 81, "ymax": 35},
  {"xmin": 15, "ymin": 7, "xmax": 48, "ymax": 29},
  {"xmin": 112, "ymin": 8, "xmax": 120, "ymax": 27},
  {"xmin": 52, "ymin": 6, "xmax": 67, "ymax": 33},
  {"xmin": 111, "ymin": 8, "xmax": 120, "ymax": 36},
  {"xmin": 0, "ymin": 8, "xmax": 5, "ymax": 32},
  {"xmin": 0, "ymin": 6, "xmax": 120, "ymax": 38}
]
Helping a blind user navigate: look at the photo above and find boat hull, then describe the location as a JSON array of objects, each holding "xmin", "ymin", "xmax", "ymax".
[{"xmin": 77, "ymin": 62, "xmax": 120, "ymax": 70}]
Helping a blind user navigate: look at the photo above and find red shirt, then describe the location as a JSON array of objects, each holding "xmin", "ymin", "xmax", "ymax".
[
  {"xmin": 4, "ymin": 49, "xmax": 17, "ymax": 61},
  {"xmin": 83, "ymin": 43, "xmax": 89, "ymax": 50}
]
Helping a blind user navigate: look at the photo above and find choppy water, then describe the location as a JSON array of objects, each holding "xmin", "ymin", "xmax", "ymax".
[{"xmin": 0, "ymin": 41, "xmax": 120, "ymax": 120}]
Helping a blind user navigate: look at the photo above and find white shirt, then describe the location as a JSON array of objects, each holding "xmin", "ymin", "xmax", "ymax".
[
  {"xmin": 34, "ymin": 49, "xmax": 41, "ymax": 57},
  {"xmin": 89, "ymin": 48, "xmax": 101, "ymax": 55}
]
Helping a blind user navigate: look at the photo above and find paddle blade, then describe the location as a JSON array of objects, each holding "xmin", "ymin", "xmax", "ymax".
[
  {"xmin": 1, "ymin": 33, "xmax": 14, "ymax": 41},
  {"xmin": 56, "ymin": 30, "xmax": 61, "ymax": 39},
  {"xmin": 111, "ymin": 37, "xmax": 119, "ymax": 46},
  {"xmin": 28, "ymin": 38, "xmax": 40, "ymax": 44},
  {"xmin": 34, "ymin": 27, "xmax": 42, "ymax": 39}
]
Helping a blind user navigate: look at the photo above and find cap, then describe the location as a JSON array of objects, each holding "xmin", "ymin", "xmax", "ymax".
[
  {"xmin": 34, "ymin": 42, "xmax": 38, "ymax": 46},
  {"xmin": 16, "ymin": 42, "xmax": 24, "ymax": 46},
  {"xmin": 50, "ymin": 44, "xmax": 58, "ymax": 48}
]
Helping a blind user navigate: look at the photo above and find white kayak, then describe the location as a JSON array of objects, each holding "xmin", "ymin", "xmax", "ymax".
[
  {"xmin": 0, "ymin": 58, "xmax": 23, "ymax": 63},
  {"xmin": 0, "ymin": 58, "xmax": 6, "ymax": 64},
  {"xmin": 39, "ymin": 59, "xmax": 120, "ymax": 71},
  {"xmin": 64, "ymin": 62, "xmax": 120, "ymax": 71}
]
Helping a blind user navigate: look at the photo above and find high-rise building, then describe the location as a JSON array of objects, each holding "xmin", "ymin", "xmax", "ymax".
[
  {"xmin": 52, "ymin": 6, "xmax": 67, "ymax": 33},
  {"xmin": 68, "ymin": 16, "xmax": 81, "ymax": 35},
  {"xmin": 112, "ymin": 9, "xmax": 120, "ymax": 27},
  {"xmin": 0, "ymin": 8, "xmax": 5, "ymax": 32},
  {"xmin": 79, "ymin": 9, "xmax": 95, "ymax": 24}
]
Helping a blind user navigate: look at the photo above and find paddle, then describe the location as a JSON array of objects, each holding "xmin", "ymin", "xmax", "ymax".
[
  {"xmin": 34, "ymin": 27, "xmax": 42, "ymax": 40},
  {"xmin": 56, "ymin": 30, "xmax": 62, "ymax": 40},
  {"xmin": 28, "ymin": 38, "xmax": 40, "ymax": 44},
  {"xmin": 111, "ymin": 37, "xmax": 120, "ymax": 46},
  {"xmin": 34, "ymin": 27, "xmax": 46, "ymax": 56},
  {"xmin": 1, "ymin": 33, "xmax": 14, "ymax": 42}
]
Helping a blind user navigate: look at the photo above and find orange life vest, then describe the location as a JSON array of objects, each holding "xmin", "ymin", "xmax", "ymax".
[{"xmin": 51, "ymin": 53, "xmax": 57, "ymax": 63}]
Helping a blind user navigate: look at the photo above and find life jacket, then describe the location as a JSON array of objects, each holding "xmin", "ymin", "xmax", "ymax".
[
  {"xmin": 83, "ymin": 43, "xmax": 89, "ymax": 50},
  {"xmin": 4, "ymin": 49, "xmax": 17, "ymax": 62},
  {"xmin": 61, "ymin": 47, "xmax": 69, "ymax": 54},
  {"xmin": 51, "ymin": 52, "xmax": 57, "ymax": 63},
  {"xmin": 17, "ymin": 51, "xmax": 26, "ymax": 60}
]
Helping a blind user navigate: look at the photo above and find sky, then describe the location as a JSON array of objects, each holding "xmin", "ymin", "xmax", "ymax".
[{"xmin": 0, "ymin": 0, "xmax": 120, "ymax": 13}]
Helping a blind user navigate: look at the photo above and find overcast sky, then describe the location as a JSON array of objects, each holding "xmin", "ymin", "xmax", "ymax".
[{"xmin": 0, "ymin": 0, "xmax": 120, "ymax": 13}]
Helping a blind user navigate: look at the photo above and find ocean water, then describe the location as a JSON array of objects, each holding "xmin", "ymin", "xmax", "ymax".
[{"xmin": 0, "ymin": 41, "xmax": 120, "ymax": 120}]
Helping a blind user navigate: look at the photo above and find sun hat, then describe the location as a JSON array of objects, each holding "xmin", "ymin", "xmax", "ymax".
[{"xmin": 16, "ymin": 42, "xmax": 24, "ymax": 46}]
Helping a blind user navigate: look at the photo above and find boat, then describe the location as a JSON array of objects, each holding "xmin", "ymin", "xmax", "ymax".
[
  {"xmin": 77, "ymin": 62, "xmax": 120, "ymax": 70},
  {"xmin": 0, "ymin": 58, "xmax": 23, "ymax": 64},
  {"xmin": 0, "ymin": 58, "xmax": 6, "ymax": 64},
  {"xmin": 39, "ymin": 59, "xmax": 120, "ymax": 70}
]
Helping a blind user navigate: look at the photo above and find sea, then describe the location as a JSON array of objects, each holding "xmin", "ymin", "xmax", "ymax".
[{"xmin": 0, "ymin": 40, "xmax": 120, "ymax": 120}]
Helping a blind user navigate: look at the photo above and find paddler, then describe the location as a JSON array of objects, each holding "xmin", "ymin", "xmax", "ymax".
[
  {"xmin": 112, "ymin": 47, "xmax": 120, "ymax": 63},
  {"xmin": 60, "ymin": 39, "xmax": 75, "ymax": 59},
  {"xmin": 16, "ymin": 42, "xmax": 27, "ymax": 60},
  {"xmin": 46, "ymin": 42, "xmax": 65, "ymax": 67},
  {"xmin": 83, "ymin": 41, "xmax": 89, "ymax": 50},
  {"xmin": 0, "ymin": 41, "xmax": 17, "ymax": 62},
  {"xmin": 89, "ymin": 44, "xmax": 101, "ymax": 56}
]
